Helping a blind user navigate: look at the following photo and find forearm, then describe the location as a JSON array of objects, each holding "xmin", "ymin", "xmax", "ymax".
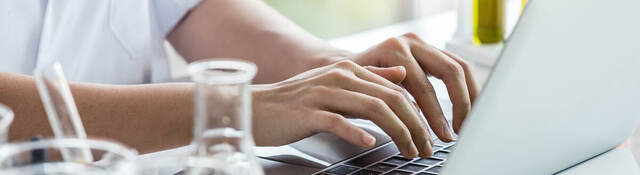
[
  {"xmin": 0, "ymin": 72, "xmax": 193, "ymax": 154},
  {"xmin": 168, "ymin": 0, "xmax": 347, "ymax": 83}
]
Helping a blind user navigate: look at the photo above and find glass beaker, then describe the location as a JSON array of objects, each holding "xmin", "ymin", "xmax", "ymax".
[
  {"xmin": 34, "ymin": 62, "xmax": 93, "ymax": 162},
  {"xmin": 0, "ymin": 138, "xmax": 138, "ymax": 174},
  {"xmin": 0, "ymin": 103, "xmax": 14, "ymax": 143},
  {"xmin": 186, "ymin": 59, "xmax": 263, "ymax": 175}
]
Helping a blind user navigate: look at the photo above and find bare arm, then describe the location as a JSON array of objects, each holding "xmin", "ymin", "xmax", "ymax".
[
  {"xmin": 0, "ymin": 72, "xmax": 193, "ymax": 154},
  {"xmin": 167, "ymin": 0, "xmax": 348, "ymax": 83}
]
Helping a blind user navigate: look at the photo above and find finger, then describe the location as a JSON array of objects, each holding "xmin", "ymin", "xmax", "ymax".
[
  {"xmin": 363, "ymin": 66, "xmax": 407, "ymax": 84},
  {"xmin": 333, "ymin": 61, "xmax": 420, "ymax": 123},
  {"xmin": 410, "ymin": 100, "xmax": 428, "ymax": 144},
  {"xmin": 320, "ymin": 65, "xmax": 433, "ymax": 157},
  {"xmin": 310, "ymin": 87, "xmax": 419, "ymax": 158},
  {"xmin": 357, "ymin": 66, "xmax": 414, "ymax": 115},
  {"xmin": 347, "ymin": 66, "xmax": 434, "ymax": 157},
  {"xmin": 441, "ymin": 50, "xmax": 480, "ymax": 104},
  {"xmin": 382, "ymin": 37, "xmax": 454, "ymax": 142},
  {"xmin": 403, "ymin": 35, "xmax": 472, "ymax": 135},
  {"xmin": 314, "ymin": 111, "xmax": 376, "ymax": 148},
  {"xmin": 440, "ymin": 50, "xmax": 479, "ymax": 133},
  {"xmin": 403, "ymin": 60, "xmax": 455, "ymax": 142}
]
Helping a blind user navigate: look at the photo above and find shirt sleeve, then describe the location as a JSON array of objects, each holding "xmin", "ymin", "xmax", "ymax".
[{"xmin": 152, "ymin": 0, "xmax": 203, "ymax": 37}]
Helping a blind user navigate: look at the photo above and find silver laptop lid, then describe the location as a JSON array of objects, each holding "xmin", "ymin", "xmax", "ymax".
[{"xmin": 443, "ymin": 0, "xmax": 640, "ymax": 174}]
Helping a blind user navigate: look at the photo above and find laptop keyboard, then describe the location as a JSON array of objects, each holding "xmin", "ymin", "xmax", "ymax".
[{"xmin": 314, "ymin": 139, "xmax": 455, "ymax": 175}]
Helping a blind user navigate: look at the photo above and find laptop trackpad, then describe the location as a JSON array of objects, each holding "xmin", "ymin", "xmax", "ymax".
[{"xmin": 287, "ymin": 120, "xmax": 392, "ymax": 165}]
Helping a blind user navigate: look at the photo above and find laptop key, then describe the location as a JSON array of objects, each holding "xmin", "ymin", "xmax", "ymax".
[
  {"xmin": 432, "ymin": 145, "xmax": 443, "ymax": 151},
  {"xmin": 346, "ymin": 143, "xmax": 399, "ymax": 167},
  {"xmin": 425, "ymin": 166, "xmax": 443, "ymax": 174},
  {"xmin": 383, "ymin": 156, "xmax": 411, "ymax": 165},
  {"xmin": 417, "ymin": 172, "xmax": 437, "ymax": 175},
  {"xmin": 443, "ymin": 145, "xmax": 454, "ymax": 152},
  {"xmin": 434, "ymin": 139, "xmax": 454, "ymax": 147},
  {"xmin": 326, "ymin": 165, "xmax": 359, "ymax": 175},
  {"xmin": 413, "ymin": 158, "xmax": 442, "ymax": 166},
  {"xmin": 384, "ymin": 170, "xmax": 413, "ymax": 175},
  {"xmin": 353, "ymin": 169, "xmax": 382, "ymax": 175},
  {"xmin": 398, "ymin": 163, "xmax": 428, "ymax": 172},
  {"xmin": 367, "ymin": 163, "xmax": 396, "ymax": 172},
  {"xmin": 431, "ymin": 151, "xmax": 448, "ymax": 159}
]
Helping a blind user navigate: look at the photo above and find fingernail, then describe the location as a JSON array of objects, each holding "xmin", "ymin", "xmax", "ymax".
[
  {"xmin": 407, "ymin": 143, "xmax": 418, "ymax": 158},
  {"xmin": 422, "ymin": 142, "xmax": 433, "ymax": 157},
  {"xmin": 442, "ymin": 121, "xmax": 454, "ymax": 141},
  {"xmin": 362, "ymin": 134, "xmax": 376, "ymax": 147}
]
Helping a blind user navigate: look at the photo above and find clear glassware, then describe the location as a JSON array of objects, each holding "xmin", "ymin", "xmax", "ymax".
[
  {"xmin": 186, "ymin": 59, "xmax": 264, "ymax": 175},
  {"xmin": 0, "ymin": 103, "xmax": 14, "ymax": 143},
  {"xmin": 0, "ymin": 138, "xmax": 138, "ymax": 174},
  {"xmin": 33, "ymin": 62, "xmax": 93, "ymax": 162}
]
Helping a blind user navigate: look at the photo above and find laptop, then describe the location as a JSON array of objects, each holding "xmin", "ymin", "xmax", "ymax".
[{"xmin": 313, "ymin": 0, "xmax": 640, "ymax": 174}]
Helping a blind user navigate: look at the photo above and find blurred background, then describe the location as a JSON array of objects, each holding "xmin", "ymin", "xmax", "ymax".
[
  {"xmin": 166, "ymin": 0, "xmax": 456, "ymax": 78},
  {"xmin": 263, "ymin": 0, "xmax": 454, "ymax": 39}
]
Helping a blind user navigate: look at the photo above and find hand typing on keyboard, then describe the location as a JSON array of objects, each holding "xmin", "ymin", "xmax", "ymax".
[{"xmin": 250, "ymin": 34, "xmax": 479, "ymax": 159}]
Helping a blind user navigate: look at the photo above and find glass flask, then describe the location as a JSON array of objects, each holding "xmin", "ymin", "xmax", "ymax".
[
  {"xmin": 0, "ymin": 103, "xmax": 14, "ymax": 143},
  {"xmin": 186, "ymin": 59, "xmax": 264, "ymax": 175},
  {"xmin": 0, "ymin": 138, "xmax": 138, "ymax": 174},
  {"xmin": 473, "ymin": 0, "xmax": 504, "ymax": 44},
  {"xmin": 34, "ymin": 63, "xmax": 93, "ymax": 162}
]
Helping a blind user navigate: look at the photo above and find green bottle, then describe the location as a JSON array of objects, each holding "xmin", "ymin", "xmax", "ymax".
[{"xmin": 473, "ymin": 0, "xmax": 504, "ymax": 44}]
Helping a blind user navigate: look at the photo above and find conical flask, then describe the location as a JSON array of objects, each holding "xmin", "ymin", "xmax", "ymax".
[{"xmin": 186, "ymin": 59, "xmax": 264, "ymax": 175}]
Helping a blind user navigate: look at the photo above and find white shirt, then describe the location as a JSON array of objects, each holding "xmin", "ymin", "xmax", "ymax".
[{"xmin": 0, "ymin": 0, "xmax": 201, "ymax": 84}]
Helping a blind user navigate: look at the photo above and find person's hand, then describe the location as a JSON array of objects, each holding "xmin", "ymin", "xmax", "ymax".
[
  {"xmin": 348, "ymin": 33, "xmax": 480, "ymax": 142},
  {"xmin": 252, "ymin": 60, "xmax": 434, "ymax": 158}
]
